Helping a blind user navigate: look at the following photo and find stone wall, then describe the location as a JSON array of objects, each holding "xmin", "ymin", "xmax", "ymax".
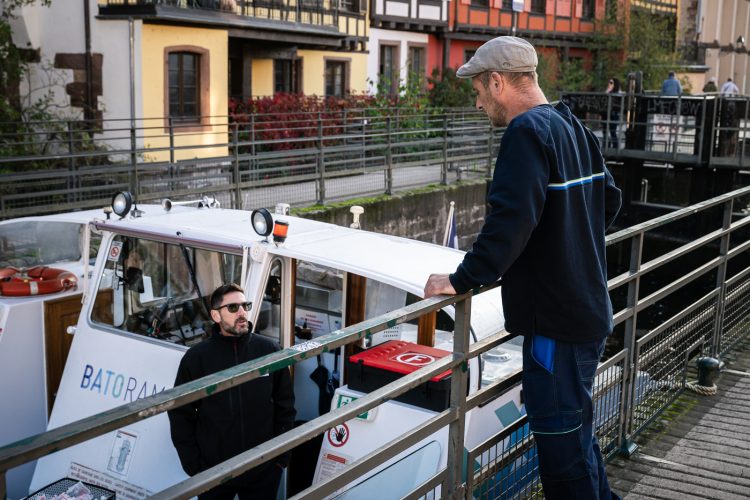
[{"xmin": 295, "ymin": 180, "xmax": 489, "ymax": 250}]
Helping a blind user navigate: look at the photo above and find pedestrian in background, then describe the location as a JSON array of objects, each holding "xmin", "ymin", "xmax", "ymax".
[
  {"xmin": 424, "ymin": 35, "xmax": 622, "ymax": 500},
  {"xmin": 720, "ymin": 77, "xmax": 740, "ymax": 96},
  {"xmin": 661, "ymin": 71, "xmax": 682, "ymax": 96},
  {"xmin": 702, "ymin": 76, "xmax": 718, "ymax": 93},
  {"xmin": 604, "ymin": 77, "xmax": 621, "ymax": 149}
]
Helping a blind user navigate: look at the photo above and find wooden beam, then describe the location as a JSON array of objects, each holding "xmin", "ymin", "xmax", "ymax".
[{"xmin": 417, "ymin": 311, "xmax": 436, "ymax": 347}]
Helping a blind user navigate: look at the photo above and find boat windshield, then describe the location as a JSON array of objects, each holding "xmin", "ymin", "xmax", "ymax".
[
  {"xmin": 91, "ymin": 235, "xmax": 243, "ymax": 346},
  {"xmin": 0, "ymin": 221, "xmax": 84, "ymax": 268}
]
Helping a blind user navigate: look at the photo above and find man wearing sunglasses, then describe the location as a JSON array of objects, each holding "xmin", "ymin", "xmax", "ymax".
[{"xmin": 168, "ymin": 283, "xmax": 296, "ymax": 499}]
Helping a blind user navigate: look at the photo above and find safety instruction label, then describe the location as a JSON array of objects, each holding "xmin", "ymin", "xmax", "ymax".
[
  {"xmin": 69, "ymin": 462, "xmax": 153, "ymax": 500},
  {"xmin": 313, "ymin": 450, "xmax": 353, "ymax": 494},
  {"xmin": 107, "ymin": 429, "xmax": 137, "ymax": 477}
]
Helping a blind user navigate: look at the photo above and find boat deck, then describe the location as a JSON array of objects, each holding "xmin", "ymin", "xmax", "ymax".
[{"xmin": 606, "ymin": 336, "xmax": 750, "ymax": 499}]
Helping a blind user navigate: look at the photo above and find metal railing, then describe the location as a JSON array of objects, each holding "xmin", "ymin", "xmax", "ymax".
[
  {"xmin": 561, "ymin": 92, "xmax": 750, "ymax": 168},
  {"xmin": 1, "ymin": 185, "xmax": 749, "ymax": 498},
  {"xmin": 0, "ymin": 109, "xmax": 500, "ymax": 219}
]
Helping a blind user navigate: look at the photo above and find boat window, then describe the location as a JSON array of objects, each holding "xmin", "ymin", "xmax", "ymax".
[
  {"xmin": 91, "ymin": 235, "xmax": 242, "ymax": 346},
  {"xmin": 294, "ymin": 261, "xmax": 343, "ymax": 338},
  {"xmin": 0, "ymin": 221, "xmax": 84, "ymax": 268},
  {"xmin": 292, "ymin": 260, "xmax": 344, "ymax": 421},
  {"xmin": 256, "ymin": 258, "xmax": 284, "ymax": 342}
]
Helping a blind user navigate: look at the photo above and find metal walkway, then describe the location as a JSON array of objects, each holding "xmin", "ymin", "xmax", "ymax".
[{"xmin": 606, "ymin": 336, "xmax": 750, "ymax": 499}]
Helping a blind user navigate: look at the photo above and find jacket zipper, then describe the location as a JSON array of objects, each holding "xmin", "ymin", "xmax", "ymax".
[{"xmin": 234, "ymin": 340, "xmax": 246, "ymax": 444}]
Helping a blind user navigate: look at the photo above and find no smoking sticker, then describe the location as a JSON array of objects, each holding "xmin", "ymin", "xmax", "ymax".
[
  {"xmin": 108, "ymin": 241, "xmax": 123, "ymax": 261},
  {"xmin": 327, "ymin": 423, "xmax": 349, "ymax": 447}
]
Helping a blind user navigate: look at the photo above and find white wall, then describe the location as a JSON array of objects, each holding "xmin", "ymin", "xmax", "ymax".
[
  {"xmin": 699, "ymin": 0, "xmax": 750, "ymax": 93},
  {"xmin": 374, "ymin": 0, "xmax": 447, "ymax": 21},
  {"xmin": 367, "ymin": 28, "xmax": 430, "ymax": 94},
  {"xmin": 11, "ymin": 1, "xmax": 143, "ymax": 150}
]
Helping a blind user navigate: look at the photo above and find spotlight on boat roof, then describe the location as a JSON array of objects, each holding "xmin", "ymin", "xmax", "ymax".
[
  {"xmin": 111, "ymin": 191, "xmax": 133, "ymax": 218},
  {"xmin": 251, "ymin": 208, "xmax": 274, "ymax": 238}
]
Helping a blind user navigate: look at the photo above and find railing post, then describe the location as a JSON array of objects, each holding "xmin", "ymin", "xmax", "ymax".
[
  {"xmin": 168, "ymin": 116, "xmax": 176, "ymax": 192},
  {"xmin": 317, "ymin": 111, "xmax": 326, "ymax": 205},
  {"xmin": 385, "ymin": 116, "xmax": 393, "ymax": 195},
  {"xmin": 1, "ymin": 470, "xmax": 6, "ymax": 500},
  {"xmin": 674, "ymin": 95, "xmax": 682, "ymax": 160},
  {"xmin": 250, "ymin": 114, "xmax": 257, "ymax": 184},
  {"xmin": 441, "ymin": 114, "xmax": 448, "ymax": 186},
  {"xmin": 233, "ymin": 122, "xmax": 242, "ymax": 210},
  {"xmin": 711, "ymin": 198, "xmax": 734, "ymax": 357},
  {"xmin": 605, "ymin": 94, "xmax": 612, "ymax": 150},
  {"xmin": 447, "ymin": 295, "xmax": 471, "ymax": 497},
  {"xmin": 67, "ymin": 120, "xmax": 76, "ymax": 203},
  {"xmin": 130, "ymin": 121, "xmax": 139, "ymax": 199},
  {"xmin": 620, "ymin": 232, "xmax": 643, "ymax": 456}
]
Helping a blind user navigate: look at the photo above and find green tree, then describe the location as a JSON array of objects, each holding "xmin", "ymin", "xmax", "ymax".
[
  {"xmin": 427, "ymin": 67, "xmax": 474, "ymax": 109},
  {"xmin": 624, "ymin": 10, "xmax": 680, "ymax": 91},
  {"xmin": 1, "ymin": 0, "xmax": 51, "ymax": 123}
]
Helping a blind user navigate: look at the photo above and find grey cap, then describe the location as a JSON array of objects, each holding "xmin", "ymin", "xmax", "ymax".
[{"xmin": 456, "ymin": 36, "xmax": 538, "ymax": 78}]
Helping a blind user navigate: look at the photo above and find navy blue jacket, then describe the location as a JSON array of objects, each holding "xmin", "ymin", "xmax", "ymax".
[{"xmin": 449, "ymin": 102, "xmax": 622, "ymax": 343}]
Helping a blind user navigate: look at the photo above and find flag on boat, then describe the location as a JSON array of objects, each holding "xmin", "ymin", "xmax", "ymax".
[{"xmin": 442, "ymin": 201, "xmax": 459, "ymax": 249}]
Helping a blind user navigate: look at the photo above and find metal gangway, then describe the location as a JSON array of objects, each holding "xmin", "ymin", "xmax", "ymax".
[{"xmin": 2, "ymin": 184, "xmax": 750, "ymax": 499}]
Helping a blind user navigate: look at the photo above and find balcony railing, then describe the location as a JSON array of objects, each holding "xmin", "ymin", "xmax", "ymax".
[{"xmin": 100, "ymin": 0, "xmax": 367, "ymax": 29}]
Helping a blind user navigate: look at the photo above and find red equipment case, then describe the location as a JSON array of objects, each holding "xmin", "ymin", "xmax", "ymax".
[{"xmin": 347, "ymin": 340, "xmax": 453, "ymax": 411}]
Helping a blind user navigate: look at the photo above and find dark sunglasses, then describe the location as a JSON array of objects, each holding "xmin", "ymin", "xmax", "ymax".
[{"xmin": 215, "ymin": 302, "xmax": 252, "ymax": 313}]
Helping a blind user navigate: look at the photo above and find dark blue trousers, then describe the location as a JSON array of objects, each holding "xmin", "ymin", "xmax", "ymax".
[{"xmin": 522, "ymin": 336, "xmax": 621, "ymax": 500}]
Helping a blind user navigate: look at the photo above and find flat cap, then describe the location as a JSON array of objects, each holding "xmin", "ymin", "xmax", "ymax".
[{"xmin": 456, "ymin": 36, "xmax": 538, "ymax": 78}]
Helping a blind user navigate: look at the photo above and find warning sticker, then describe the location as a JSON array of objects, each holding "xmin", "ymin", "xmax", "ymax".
[
  {"xmin": 108, "ymin": 241, "xmax": 123, "ymax": 262},
  {"xmin": 107, "ymin": 429, "xmax": 137, "ymax": 477},
  {"xmin": 69, "ymin": 462, "xmax": 153, "ymax": 500},
  {"xmin": 314, "ymin": 450, "xmax": 353, "ymax": 490},
  {"xmin": 326, "ymin": 423, "xmax": 350, "ymax": 448}
]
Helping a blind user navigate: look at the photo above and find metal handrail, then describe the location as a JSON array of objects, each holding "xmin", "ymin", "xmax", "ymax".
[{"xmin": 0, "ymin": 282, "xmax": 501, "ymax": 498}]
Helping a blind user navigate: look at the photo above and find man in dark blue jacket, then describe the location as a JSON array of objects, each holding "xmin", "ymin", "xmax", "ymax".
[
  {"xmin": 168, "ymin": 283, "xmax": 296, "ymax": 500},
  {"xmin": 425, "ymin": 36, "xmax": 622, "ymax": 499}
]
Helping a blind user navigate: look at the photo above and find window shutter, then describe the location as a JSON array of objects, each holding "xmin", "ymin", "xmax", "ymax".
[
  {"xmin": 545, "ymin": 0, "xmax": 554, "ymax": 14},
  {"xmin": 575, "ymin": 0, "xmax": 582, "ymax": 17},
  {"xmin": 595, "ymin": 0, "xmax": 605, "ymax": 19},
  {"xmin": 461, "ymin": 0, "xmax": 471, "ymax": 5},
  {"xmin": 491, "ymin": 0, "xmax": 502, "ymax": 8}
]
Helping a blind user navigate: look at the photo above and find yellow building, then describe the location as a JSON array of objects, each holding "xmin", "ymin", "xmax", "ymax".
[{"xmin": 98, "ymin": 0, "xmax": 369, "ymax": 161}]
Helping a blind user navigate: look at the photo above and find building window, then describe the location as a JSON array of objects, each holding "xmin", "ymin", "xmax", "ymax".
[
  {"xmin": 274, "ymin": 59, "xmax": 302, "ymax": 94},
  {"xmin": 379, "ymin": 44, "xmax": 399, "ymax": 96},
  {"xmin": 530, "ymin": 0, "xmax": 545, "ymax": 13},
  {"xmin": 325, "ymin": 60, "xmax": 348, "ymax": 97},
  {"xmin": 407, "ymin": 46, "xmax": 426, "ymax": 88},
  {"xmin": 471, "ymin": 0, "xmax": 489, "ymax": 7},
  {"xmin": 581, "ymin": 0, "xmax": 595, "ymax": 19},
  {"xmin": 464, "ymin": 50, "xmax": 476, "ymax": 63},
  {"xmin": 168, "ymin": 52, "xmax": 200, "ymax": 121},
  {"xmin": 502, "ymin": 0, "xmax": 512, "ymax": 9}
]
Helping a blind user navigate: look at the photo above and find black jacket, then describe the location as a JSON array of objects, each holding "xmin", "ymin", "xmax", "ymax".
[{"xmin": 168, "ymin": 325, "xmax": 296, "ymax": 477}]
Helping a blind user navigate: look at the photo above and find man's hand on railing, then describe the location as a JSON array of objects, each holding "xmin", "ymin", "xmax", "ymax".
[{"xmin": 424, "ymin": 273, "xmax": 456, "ymax": 298}]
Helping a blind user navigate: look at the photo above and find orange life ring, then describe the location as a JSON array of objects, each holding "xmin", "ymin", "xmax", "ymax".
[{"xmin": 0, "ymin": 266, "xmax": 78, "ymax": 296}]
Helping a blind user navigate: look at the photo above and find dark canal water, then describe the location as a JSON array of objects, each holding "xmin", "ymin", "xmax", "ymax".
[{"xmin": 604, "ymin": 164, "xmax": 750, "ymax": 354}]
